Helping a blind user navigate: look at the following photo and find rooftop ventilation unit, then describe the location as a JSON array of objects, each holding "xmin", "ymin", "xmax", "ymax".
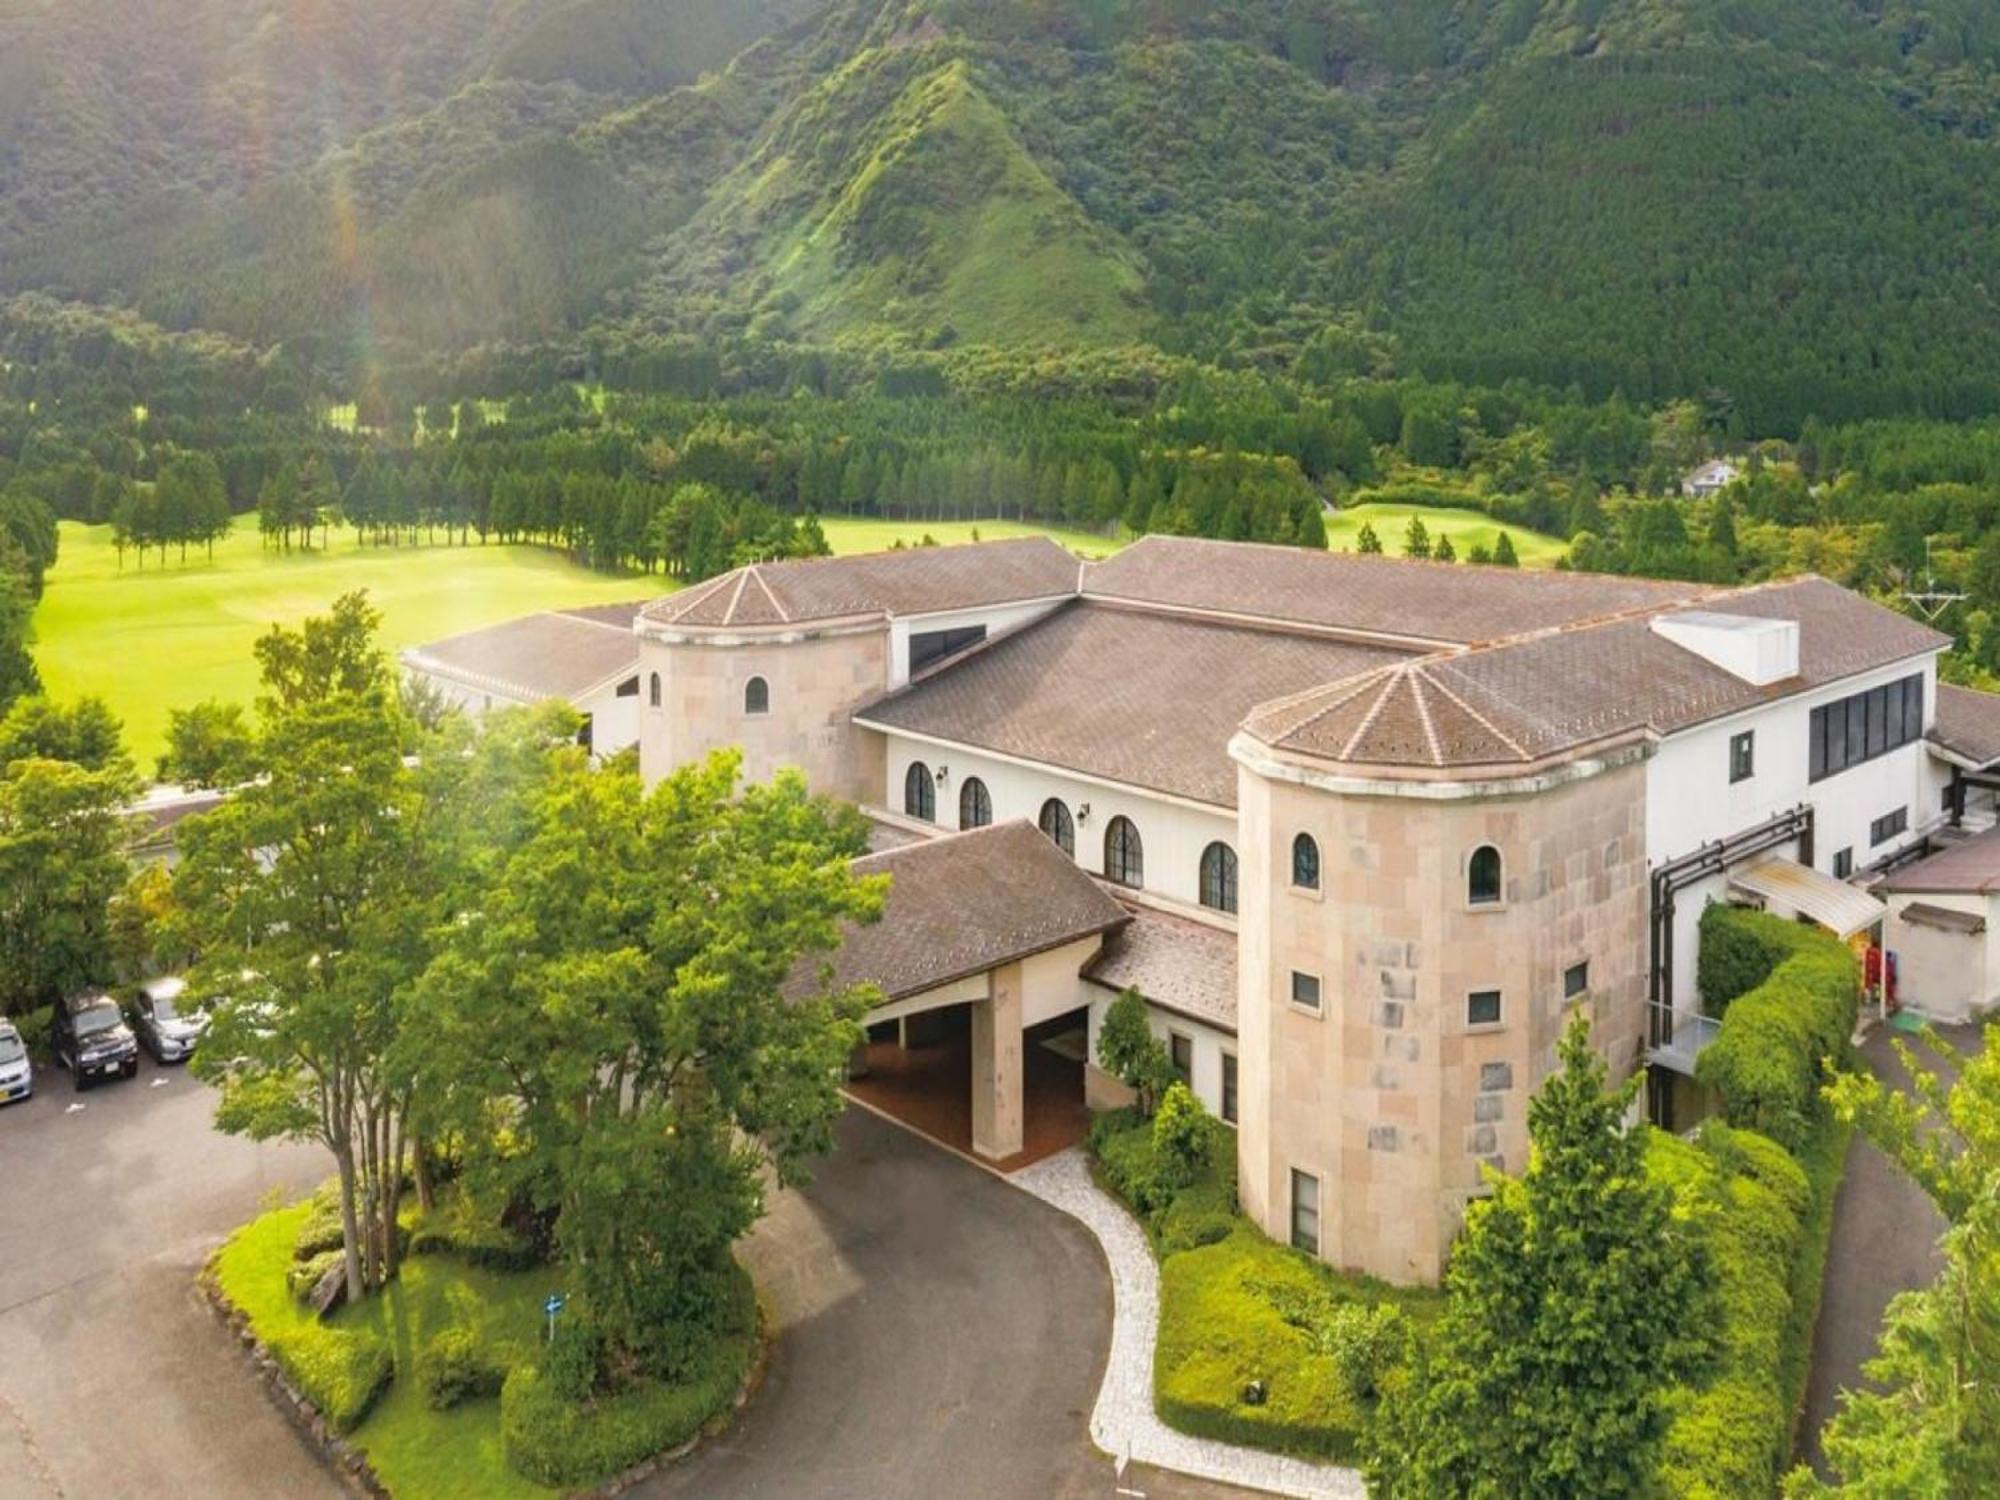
[{"xmin": 1650, "ymin": 610, "xmax": 1800, "ymax": 686}]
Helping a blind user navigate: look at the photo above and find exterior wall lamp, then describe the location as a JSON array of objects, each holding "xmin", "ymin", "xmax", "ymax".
[
  {"xmin": 934, "ymin": 764, "xmax": 949, "ymax": 784},
  {"xmin": 1076, "ymin": 801, "xmax": 1091, "ymax": 823}
]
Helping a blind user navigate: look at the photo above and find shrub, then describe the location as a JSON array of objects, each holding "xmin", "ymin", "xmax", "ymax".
[
  {"xmin": 1152, "ymin": 1082, "xmax": 1213, "ymax": 1190},
  {"xmin": 286, "ymin": 1248, "xmax": 344, "ymax": 1303},
  {"xmin": 14, "ymin": 1004, "xmax": 52, "ymax": 1057},
  {"xmin": 1695, "ymin": 909, "xmax": 1858, "ymax": 1152},
  {"xmin": 1097, "ymin": 988, "xmax": 1173, "ymax": 1113},
  {"xmin": 294, "ymin": 1182, "xmax": 347, "ymax": 1260},
  {"xmin": 1155, "ymin": 1227, "xmax": 1434, "ymax": 1459},
  {"xmin": 417, "ymin": 1325, "xmax": 507, "ymax": 1411},
  {"xmin": 500, "ymin": 1264, "xmax": 755, "ymax": 1488},
  {"xmin": 1093, "ymin": 1109, "xmax": 1182, "ymax": 1218},
  {"xmin": 1696, "ymin": 902, "xmax": 1816, "ymax": 1016},
  {"xmin": 1158, "ymin": 1179, "xmax": 1238, "ymax": 1255},
  {"xmin": 408, "ymin": 1188, "xmax": 544, "ymax": 1272},
  {"xmin": 544, "ymin": 1317, "xmax": 605, "ymax": 1403},
  {"xmin": 265, "ymin": 1321, "xmax": 395, "ymax": 1432}
]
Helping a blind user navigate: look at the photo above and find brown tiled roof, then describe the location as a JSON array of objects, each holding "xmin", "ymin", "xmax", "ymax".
[
  {"xmin": 789, "ymin": 821, "xmax": 1129, "ymax": 1003},
  {"xmin": 401, "ymin": 612, "xmax": 638, "ymax": 704},
  {"xmin": 639, "ymin": 537, "xmax": 1081, "ymax": 631},
  {"xmin": 1878, "ymin": 826, "xmax": 2000, "ymax": 895},
  {"xmin": 1248, "ymin": 577, "xmax": 1947, "ymax": 773},
  {"xmin": 1083, "ymin": 907, "xmax": 1238, "ymax": 1034},
  {"xmin": 1083, "ymin": 534, "xmax": 1707, "ymax": 645},
  {"xmin": 555, "ymin": 600, "xmax": 651, "ymax": 629},
  {"xmin": 857, "ymin": 602, "xmax": 1411, "ymax": 805},
  {"xmin": 1933, "ymin": 684, "xmax": 2000, "ymax": 769}
]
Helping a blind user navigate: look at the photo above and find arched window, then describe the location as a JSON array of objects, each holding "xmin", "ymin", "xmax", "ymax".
[
  {"xmin": 648, "ymin": 672, "xmax": 662, "ymax": 709},
  {"xmin": 960, "ymin": 777, "xmax": 992, "ymax": 829},
  {"xmin": 1039, "ymin": 798, "xmax": 1074, "ymax": 856},
  {"xmin": 1104, "ymin": 816, "xmax": 1144, "ymax": 888},
  {"xmin": 1469, "ymin": 844, "xmax": 1503, "ymax": 906},
  {"xmin": 744, "ymin": 676, "xmax": 769, "ymax": 716},
  {"xmin": 1199, "ymin": 842, "xmax": 1239, "ymax": 914},
  {"xmin": 1292, "ymin": 833, "xmax": 1321, "ymax": 891},
  {"xmin": 904, "ymin": 762, "xmax": 935, "ymax": 822}
]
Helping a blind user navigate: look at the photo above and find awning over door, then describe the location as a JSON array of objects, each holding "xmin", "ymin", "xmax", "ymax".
[{"xmin": 1729, "ymin": 857, "xmax": 1887, "ymax": 940}]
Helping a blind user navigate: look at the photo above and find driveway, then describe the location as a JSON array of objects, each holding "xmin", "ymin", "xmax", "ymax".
[
  {"xmin": 638, "ymin": 1107, "xmax": 1248, "ymax": 1500},
  {"xmin": 1799, "ymin": 1019, "xmax": 1982, "ymax": 1475},
  {"xmin": 0, "ymin": 1055, "xmax": 332, "ymax": 1500}
]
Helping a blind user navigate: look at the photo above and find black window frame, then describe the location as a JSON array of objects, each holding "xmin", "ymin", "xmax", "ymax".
[
  {"xmin": 1199, "ymin": 841, "xmax": 1239, "ymax": 914},
  {"xmin": 1467, "ymin": 989, "xmax": 1503, "ymax": 1027},
  {"xmin": 1221, "ymin": 1053, "xmax": 1238, "ymax": 1124},
  {"xmin": 1833, "ymin": 847, "xmax": 1854, "ymax": 879},
  {"xmin": 1290, "ymin": 1168, "xmax": 1320, "ymax": 1255},
  {"xmin": 1468, "ymin": 845, "xmax": 1504, "ymax": 906},
  {"xmin": 904, "ymin": 762, "xmax": 935, "ymax": 822},
  {"xmin": 1169, "ymin": 1031, "xmax": 1193, "ymax": 1080},
  {"xmin": 1104, "ymin": 816, "xmax": 1144, "ymax": 889},
  {"xmin": 1289, "ymin": 970, "xmax": 1322, "ymax": 1013},
  {"xmin": 1870, "ymin": 807, "xmax": 1909, "ymax": 847},
  {"xmin": 1730, "ymin": 730, "xmax": 1755, "ymax": 784},
  {"xmin": 648, "ymin": 672, "xmax": 662, "ymax": 709},
  {"xmin": 959, "ymin": 776, "xmax": 992, "ymax": 829},
  {"xmin": 1811, "ymin": 673, "xmax": 1925, "ymax": 783},
  {"xmin": 1563, "ymin": 961, "xmax": 1590, "ymax": 1001},
  {"xmin": 1291, "ymin": 833, "xmax": 1321, "ymax": 891},
  {"xmin": 1039, "ymin": 797, "xmax": 1074, "ymax": 856},
  {"xmin": 744, "ymin": 675, "xmax": 770, "ymax": 716}
]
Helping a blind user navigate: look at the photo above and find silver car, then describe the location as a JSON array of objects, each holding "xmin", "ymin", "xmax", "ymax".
[
  {"xmin": 130, "ymin": 977, "xmax": 207, "ymax": 1064},
  {"xmin": 0, "ymin": 1021, "xmax": 30, "ymax": 1104}
]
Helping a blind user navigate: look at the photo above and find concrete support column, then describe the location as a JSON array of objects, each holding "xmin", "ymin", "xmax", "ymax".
[{"xmin": 971, "ymin": 962, "xmax": 1025, "ymax": 1161}]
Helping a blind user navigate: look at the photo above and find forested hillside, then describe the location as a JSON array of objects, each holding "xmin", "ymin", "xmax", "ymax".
[{"xmin": 2, "ymin": 0, "xmax": 1998, "ymax": 430}]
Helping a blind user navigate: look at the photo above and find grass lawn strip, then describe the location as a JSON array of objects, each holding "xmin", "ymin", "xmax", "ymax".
[{"xmin": 1323, "ymin": 501, "xmax": 1566, "ymax": 566}]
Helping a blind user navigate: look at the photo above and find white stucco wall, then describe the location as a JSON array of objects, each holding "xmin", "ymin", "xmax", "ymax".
[
  {"xmin": 1645, "ymin": 654, "xmax": 1939, "ymax": 1009},
  {"xmin": 1086, "ymin": 987, "xmax": 1238, "ymax": 1123},
  {"xmin": 1885, "ymin": 893, "xmax": 1999, "ymax": 1025},
  {"xmin": 887, "ymin": 598, "xmax": 1071, "ymax": 691},
  {"xmin": 875, "ymin": 731, "xmax": 1240, "ymax": 912}
]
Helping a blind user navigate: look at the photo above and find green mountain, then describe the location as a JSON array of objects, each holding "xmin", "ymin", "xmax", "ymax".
[{"xmin": 3, "ymin": 0, "xmax": 1997, "ymax": 428}]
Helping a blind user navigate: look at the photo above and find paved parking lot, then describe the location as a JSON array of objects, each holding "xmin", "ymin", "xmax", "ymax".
[{"xmin": 0, "ymin": 1052, "xmax": 332, "ymax": 1500}]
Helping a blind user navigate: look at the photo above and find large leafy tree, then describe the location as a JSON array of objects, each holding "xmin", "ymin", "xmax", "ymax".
[
  {"xmin": 1789, "ymin": 1030, "xmax": 2000, "ymax": 1496},
  {"xmin": 183, "ymin": 593, "xmax": 430, "ymax": 1303},
  {"xmin": 411, "ymin": 747, "xmax": 884, "ymax": 1382},
  {"xmin": 1365, "ymin": 1015, "xmax": 1715, "ymax": 1498},
  {"xmin": 0, "ymin": 751, "xmax": 135, "ymax": 1016}
]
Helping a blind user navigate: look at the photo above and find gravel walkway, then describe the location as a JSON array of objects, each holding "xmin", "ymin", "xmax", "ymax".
[{"xmin": 1012, "ymin": 1148, "xmax": 1367, "ymax": 1500}]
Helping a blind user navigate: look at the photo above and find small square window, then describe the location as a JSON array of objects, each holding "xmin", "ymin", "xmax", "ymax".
[
  {"xmin": 1290, "ymin": 1169, "xmax": 1320, "ymax": 1255},
  {"xmin": 1833, "ymin": 847, "xmax": 1854, "ymax": 879},
  {"xmin": 1169, "ymin": 1031, "xmax": 1193, "ymax": 1080},
  {"xmin": 1289, "ymin": 971, "xmax": 1322, "ymax": 1013},
  {"xmin": 1563, "ymin": 962, "xmax": 1589, "ymax": 1000},
  {"xmin": 1870, "ymin": 807, "xmax": 1909, "ymax": 847},
  {"xmin": 1467, "ymin": 989, "xmax": 1503, "ymax": 1027},
  {"xmin": 1221, "ymin": 1053, "xmax": 1239, "ymax": 1125},
  {"xmin": 1730, "ymin": 730, "xmax": 1755, "ymax": 784}
]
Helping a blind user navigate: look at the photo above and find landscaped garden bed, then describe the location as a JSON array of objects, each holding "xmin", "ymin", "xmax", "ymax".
[{"xmin": 208, "ymin": 1185, "xmax": 761, "ymax": 1500}]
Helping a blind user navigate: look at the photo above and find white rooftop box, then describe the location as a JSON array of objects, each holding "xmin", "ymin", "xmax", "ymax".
[{"xmin": 1651, "ymin": 610, "xmax": 1801, "ymax": 686}]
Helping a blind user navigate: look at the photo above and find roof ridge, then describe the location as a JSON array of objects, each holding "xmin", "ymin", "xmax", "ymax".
[
  {"xmin": 1339, "ymin": 667, "xmax": 1410, "ymax": 762},
  {"xmin": 1409, "ymin": 672, "xmax": 1445, "ymax": 767},
  {"xmin": 652, "ymin": 570, "xmax": 736, "ymax": 622},
  {"xmin": 1272, "ymin": 665, "xmax": 1400, "ymax": 748},
  {"xmin": 1418, "ymin": 661, "xmax": 1534, "ymax": 760},
  {"xmin": 751, "ymin": 566, "xmax": 792, "ymax": 623},
  {"xmin": 722, "ymin": 568, "xmax": 753, "ymax": 625}
]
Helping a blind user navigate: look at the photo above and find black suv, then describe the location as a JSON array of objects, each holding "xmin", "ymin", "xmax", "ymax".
[{"xmin": 52, "ymin": 992, "xmax": 140, "ymax": 1089}]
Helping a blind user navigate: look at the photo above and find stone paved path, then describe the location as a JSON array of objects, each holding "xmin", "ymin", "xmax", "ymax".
[{"xmin": 1013, "ymin": 1148, "xmax": 1367, "ymax": 1500}]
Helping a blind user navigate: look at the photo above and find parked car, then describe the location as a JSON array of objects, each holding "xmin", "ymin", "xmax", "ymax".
[
  {"xmin": 130, "ymin": 976, "xmax": 207, "ymax": 1064},
  {"xmin": 0, "ymin": 1020, "xmax": 31, "ymax": 1104},
  {"xmin": 51, "ymin": 992, "xmax": 139, "ymax": 1089}
]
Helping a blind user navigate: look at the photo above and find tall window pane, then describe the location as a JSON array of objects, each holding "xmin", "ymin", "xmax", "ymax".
[
  {"xmin": 1199, "ymin": 842, "xmax": 1238, "ymax": 914},
  {"xmin": 959, "ymin": 777, "xmax": 992, "ymax": 829},
  {"xmin": 904, "ymin": 762, "xmax": 934, "ymax": 822},
  {"xmin": 1039, "ymin": 798, "xmax": 1074, "ymax": 857},
  {"xmin": 1469, "ymin": 845, "xmax": 1503, "ymax": 905},
  {"xmin": 1105, "ymin": 817, "xmax": 1144, "ymax": 888},
  {"xmin": 1292, "ymin": 833, "xmax": 1320, "ymax": 891}
]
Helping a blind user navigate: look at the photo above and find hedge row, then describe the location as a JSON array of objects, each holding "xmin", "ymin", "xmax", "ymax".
[
  {"xmin": 1089, "ymin": 1105, "xmax": 1239, "ymax": 1253},
  {"xmin": 407, "ymin": 1187, "xmax": 544, "ymax": 1272},
  {"xmin": 499, "ymin": 1262, "xmax": 756, "ymax": 1488},
  {"xmin": 1694, "ymin": 905, "xmax": 1859, "ymax": 1152}
]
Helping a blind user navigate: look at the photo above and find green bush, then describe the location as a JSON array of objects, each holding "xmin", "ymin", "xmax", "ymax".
[
  {"xmin": 14, "ymin": 1004, "xmax": 52, "ymax": 1058},
  {"xmin": 1092, "ymin": 1109, "xmax": 1182, "ymax": 1218},
  {"xmin": 1155, "ymin": 1227, "xmax": 1434, "ymax": 1459},
  {"xmin": 544, "ymin": 1316, "xmax": 605, "ymax": 1403},
  {"xmin": 1158, "ymin": 1178, "xmax": 1238, "ymax": 1255},
  {"xmin": 416, "ymin": 1325, "xmax": 507, "ymax": 1411},
  {"xmin": 1696, "ymin": 901, "xmax": 1819, "ymax": 1016},
  {"xmin": 1695, "ymin": 908, "xmax": 1858, "ymax": 1152},
  {"xmin": 1651, "ymin": 1119, "xmax": 1837, "ymax": 1499},
  {"xmin": 265, "ymin": 1320, "xmax": 395, "ymax": 1432},
  {"xmin": 286, "ymin": 1248, "xmax": 344, "ymax": 1303},
  {"xmin": 294, "ymin": 1182, "xmax": 347, "ymax": 1260},
  {"xmin": 1152, "ymin": 1082, "xmax": 1214, "ymax": 1190},
  {"xmin": 408, "ymin": 1188, "xmax": 544, "ymax": 1272},
  {"xmin": 500, "ymin": 1264, "xmax": 755, "ymax": 1488}
]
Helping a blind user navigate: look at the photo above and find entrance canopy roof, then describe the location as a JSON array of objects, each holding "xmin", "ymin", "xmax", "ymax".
[{"xmin": 1729, "ymin": 857, "xmax": 1886, "ymax": 940}]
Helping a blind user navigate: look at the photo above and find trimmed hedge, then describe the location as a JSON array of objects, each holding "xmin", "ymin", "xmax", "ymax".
[
  {"xmin": 268, "ymin": 1317, "xmax": 395, "ymax": 1432},
  {"xmin": 1694, "ymin": 907, "xmax": 1858, "ymax": 1152},
  {"xmin": 294, "ymin": 1183, "xmax": 347, "ymax": 1260},
  {"xmin": 416, "ymin": 1325, "xmax": 507, "ymax": 1411},
  {"xmin": 499, "ymin": 1262, "xmax": 756, "ymax": 1488}
]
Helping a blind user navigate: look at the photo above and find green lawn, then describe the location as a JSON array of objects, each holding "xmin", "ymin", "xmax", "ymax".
[
  {"xmin": 215, "ymin": 1200, "xmax": 562, "ymax": 1500},
  {"xmin": 31, "ymin": 514, "xmax": 1119, "ymax": 769},
  {"xmin": 1324, "ymin": 502, "xmax": 1567, "ymax": 567},
  {"xmin": 816, "ymin": 515, "xmax": 1121, "ymax": 558}
]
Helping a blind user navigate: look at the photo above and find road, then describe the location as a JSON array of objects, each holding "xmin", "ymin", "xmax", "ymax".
[
  {"xmin": 0, "ymin": 1053, "xmax": 332, "ymax": 1500},
  {"xmin": 1798, "ymin": 1019, "xmax": 1981, "ymax": 1476},
  {"xmin": 0, "ymin": 1062, "xmax": 1250, "ymax": 1500}
]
